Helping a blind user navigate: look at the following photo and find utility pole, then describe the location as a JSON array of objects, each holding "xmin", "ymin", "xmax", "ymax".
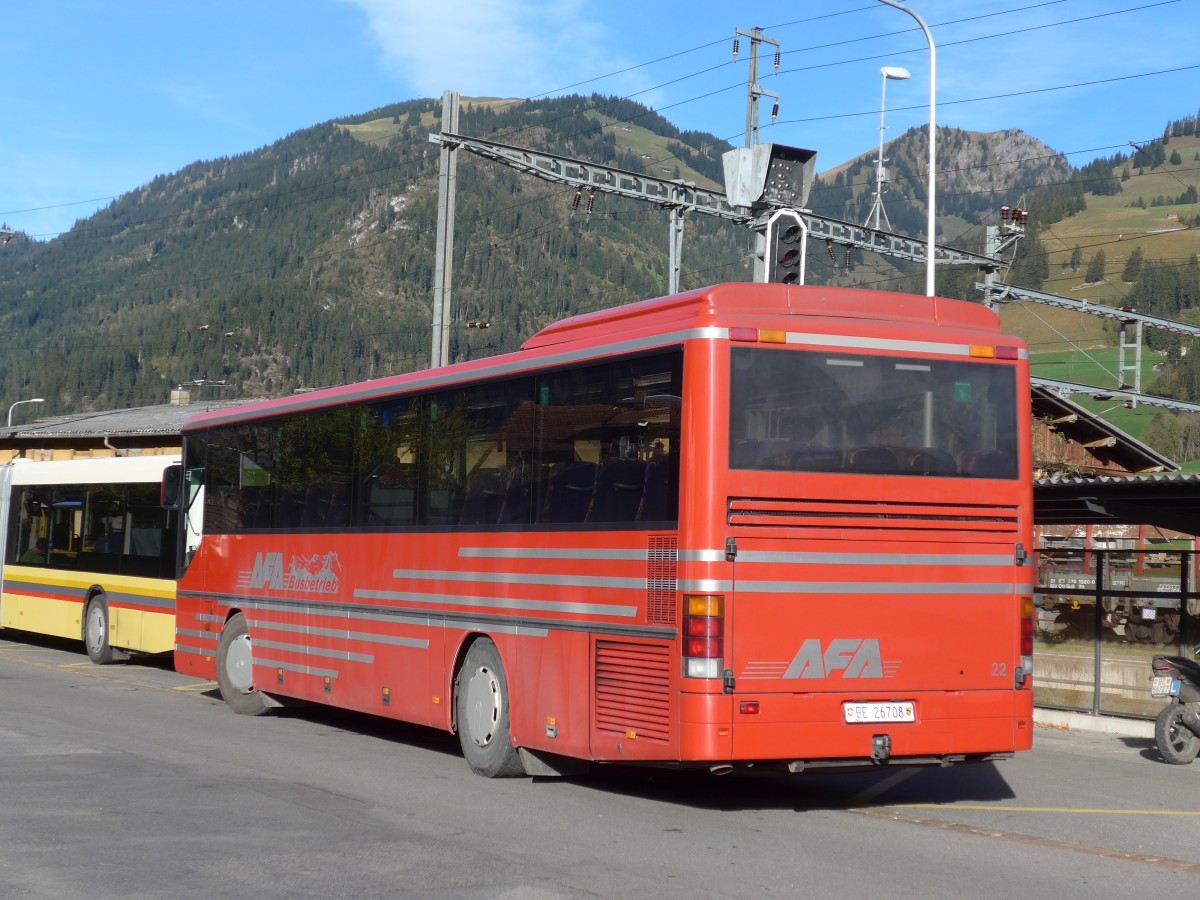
[
  {"xmin": 733, "ymin": 27, "xmax": 780, "ymax": 148},
  {"xmin": 430, "ymin": 90, "xmax": 460, "ymax": 368}
]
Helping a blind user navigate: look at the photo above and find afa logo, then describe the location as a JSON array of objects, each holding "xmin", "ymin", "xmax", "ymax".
[
  {"xmin": 783, "ymin": 638, "xmax": 886, "ymax": 679},
  {"xmin": 247, "ymin": 551, "xmax": 341, "ymax": 594}
]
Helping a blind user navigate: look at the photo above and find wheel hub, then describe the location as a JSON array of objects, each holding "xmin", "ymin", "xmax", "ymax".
[
  {"xmin": 226, "ymin": 633, "xmax": 255, "ymax": 694},
  {"xmin": 462, "ymin": 665, "xmax": 501, "ymax": 747}
]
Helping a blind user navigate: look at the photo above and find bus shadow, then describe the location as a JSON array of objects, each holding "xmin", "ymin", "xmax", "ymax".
[
  {"xmin": 190, "ymin": 692, "xmax": 1018, "ymax": 811},
  {"xmin": 265, "ymin": 700, "xmax": 466, "ymax": 762},
  {"xmin": 567, "ymin": 761, "xmax": 1017, "ymax": 812}
]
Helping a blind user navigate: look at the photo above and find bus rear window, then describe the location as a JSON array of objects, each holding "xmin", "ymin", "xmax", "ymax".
[{"xmin": 729, "ymin": 346, "xmax": 1019, "ymax": 478}]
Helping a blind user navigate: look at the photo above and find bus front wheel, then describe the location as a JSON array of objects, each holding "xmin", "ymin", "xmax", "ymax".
[
  {"xmin": 83, "ymin": 595, "xmax": 115, "ymax": 665},
  {"xmin": 455, "ymin": 638, "xmax": 523, "ymax": 777},
  {"xmin": 216, "ymin": 613, "xmax": 271, "ymax": 716}
]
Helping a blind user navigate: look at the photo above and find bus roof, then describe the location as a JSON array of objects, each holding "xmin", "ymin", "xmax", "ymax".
[
  {"xmin": 524, "ymin": 282, "xmax": 1001, "ymax": 350},
  {"xmin": 182, "ymin": 283, "xmax": 1010, "ymax": 433}
]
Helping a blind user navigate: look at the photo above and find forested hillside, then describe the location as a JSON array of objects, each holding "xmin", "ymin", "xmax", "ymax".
[
  {"xmin": 0, "ymin": 93, "xmax": 1196, "ymax": 440},
  {"xmin": 0, "ymin": 94, "xmax": 754, "ymax": 414}
]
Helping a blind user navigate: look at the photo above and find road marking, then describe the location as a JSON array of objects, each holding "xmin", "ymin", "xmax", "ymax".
[
  {"xmin": 174, "ymin": 681, "xmax": 218, "ymax": 692},
  {"xmin": 892, "ymin": 803, "xmax": 1200, "ymax": 816},
  {"xmin": 857, "ymin": 807, "xmax": 1200, "ymax": 872}
]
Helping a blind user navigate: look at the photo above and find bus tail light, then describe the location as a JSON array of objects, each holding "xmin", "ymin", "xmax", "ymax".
[
  {"xmin": 1018, "ymin": 595, "xmax": 1034, "ymax": 687},
  {"xmin": 683, "ymin": 593, "xmax": 724, "ymax": 679}
]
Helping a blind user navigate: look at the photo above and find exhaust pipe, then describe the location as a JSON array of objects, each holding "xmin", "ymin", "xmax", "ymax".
[
  {"xmin": 1181, "ymin": 709, "xmax": 1200, "ymax": 738},
  {"xmin": 709, "ymin": 764, "xmax": 734, "ymax": 776}
]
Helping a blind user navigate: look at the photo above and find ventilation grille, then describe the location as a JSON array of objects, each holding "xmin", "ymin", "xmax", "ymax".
[
  {"xmin": 646, "ymin": 536, "xmax": 678, "ymax": 625},
  {"xmin": 729, "ymin": 497, "xmax": 1020, "ymax": 533},
  {"xmin": 594, "ymin": 640, "xmax": 672, "ymax": 743}
]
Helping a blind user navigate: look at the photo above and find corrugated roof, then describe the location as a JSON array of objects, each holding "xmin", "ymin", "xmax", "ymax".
[
  {"xmin": 1, "ymin": 400, "xmax": 256, "ymax": 439},
  {"xmin": 1035, "ymin": 471, "xmax": 1200, "ymax": 532}
]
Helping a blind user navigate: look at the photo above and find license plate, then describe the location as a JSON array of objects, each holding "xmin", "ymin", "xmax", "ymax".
[
  {"xmin": 1151, "ymin": 675, "xmax": 1179, "ymax": 698},
  {"xmin": 844, "ymin": 701, "xmax": 915, "ymax": 724}
]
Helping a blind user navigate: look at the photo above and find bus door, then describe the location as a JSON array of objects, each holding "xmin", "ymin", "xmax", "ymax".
[{"xmin": 0, "ymin": 464, "xmax": 13, "ymax": 621}]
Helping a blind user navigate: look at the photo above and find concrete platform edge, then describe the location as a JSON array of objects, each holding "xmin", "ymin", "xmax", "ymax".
[{"xmin": 1034, "ymin": 706, "xmax": 1155, "ymax": 738}]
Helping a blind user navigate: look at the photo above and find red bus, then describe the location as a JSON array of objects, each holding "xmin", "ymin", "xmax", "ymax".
[{"xmin": 168, "ymin": 283, "xmax": 1035, "ymax": 777}]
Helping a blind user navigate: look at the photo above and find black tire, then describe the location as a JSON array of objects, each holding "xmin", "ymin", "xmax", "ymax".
[
  {"xmin": 1155, "ymin": 703, "xmax": 1200, "ymax": 765},
  {"xmin": 216, "ymin": 612, "xmax": 272, "ymax": 716},
  {"xmin": 83, "ymin": 595, "xmax": 115, "ymax": 665},
  {"xmin": 455, "ymin": 638, "xmax": 524, "ymax": 777}
]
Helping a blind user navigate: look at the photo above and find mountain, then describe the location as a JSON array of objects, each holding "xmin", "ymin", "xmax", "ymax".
[{"xmin": 0, "ymin": 93, "xmax": 1194, "ymax": 431}]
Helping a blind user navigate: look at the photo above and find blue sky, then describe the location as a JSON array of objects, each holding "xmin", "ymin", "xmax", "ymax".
[{"xmin": 0, "ymin": 0, "xmax": 1195, "ymax": 240}]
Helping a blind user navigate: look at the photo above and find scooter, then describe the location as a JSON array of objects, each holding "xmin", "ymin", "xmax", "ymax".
[{"xmin": 1150, "ymin": 654, "xmax": 1200, "ymax": 764}]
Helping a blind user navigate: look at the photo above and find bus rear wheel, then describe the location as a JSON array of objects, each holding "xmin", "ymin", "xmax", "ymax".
[
  {"xmin": 216, "ymin": 612, "xmax": 272, "ymax": 716},
  {"xmin": 456, "ymin": 638, "xmax": 523, "ymax": 777},
  {"xmin": 83, "ymin": 595, "xmax": 115, "ymax": 665}
]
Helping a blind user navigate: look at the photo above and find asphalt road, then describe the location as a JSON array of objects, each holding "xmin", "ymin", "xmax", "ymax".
[{"xmin": 1, "ymin": 632, "xmax": 1198, "ymax": 899}]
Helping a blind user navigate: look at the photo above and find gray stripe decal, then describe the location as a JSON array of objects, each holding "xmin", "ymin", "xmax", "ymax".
[
  {"xmin": 185, "ymin": 591, "xmax": 663, "ymax": 640},
  {"xmin": 256, "ymin": 656, "xmax": 339, "ymax": 680},
  {"xmin": 735, "ymin": 551, "xmax": 1013, "ymax": 567},
  {"xmin": 460, "ymin": 547, "xmax": 649, "ymax": 561},
  {"xmin": 680, "ymin": 549, "xmax": 725, "ymax": 562},
  {"xmin": 679, "ymin": 579, "xmax": 732, "ymax": 592},
  {"xmin": 681, "ymin": 550, "xmax": 1014, "ymax": 566},
  {"xmin": 1, "ymin": 580, "xmax": 175, "ymax": 610},
  {"xmin": 105, "ymin": 591, "xmax": 176, "ymax": 611},
  {"xmin": 786, "ymin": 331, "xmax": 979, "ymax": 356},
  {"xmin": 254, "ymin": 639, "xmax": 374, "ymax": 665},
  {"xmin": 174, "ymin": 644, "xmax": 206, "ymax": 656},
  {"xmin": 356, "ymin": 588, "xmax": 636, "ymax": 618},
  {"xmin": 739, "ymin": 581, "xmax": 1019, "ymax": 595},
  {"xmin": 2, "ymin": 580, "xmax": 87, "ymax": 600},
  {"xmin": 256, "ymin": 619, "xmax": 429, "ymax": 650},
  {"xmin": 174, "ymin": 628, "xmax": 212, "ymax": 642},
  {"xmin": 390, "ymin": 568, "xmax": 644, "ymax": 590}
]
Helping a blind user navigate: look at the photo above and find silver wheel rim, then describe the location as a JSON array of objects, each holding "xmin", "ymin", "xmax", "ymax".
[
  {"xmin": 463, "ymin": 665, "xmax": 501, "ymax": 748},
  {"xmin": 85, "ymin": 604, "xmax": 105, "ymax": 655},
  {"xmin": 226, "ymin": 633, "xmax": 255, "ymax": 694}
]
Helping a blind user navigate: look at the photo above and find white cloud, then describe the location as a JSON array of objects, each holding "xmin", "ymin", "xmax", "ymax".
[{"xmin": 340, "ymin": 0, "xmax": 621, "ymax": 100}]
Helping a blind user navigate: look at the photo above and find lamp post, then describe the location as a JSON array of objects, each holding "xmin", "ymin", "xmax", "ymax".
[
  {"xmin": 877, "ymin": 0, "xmax": 936, "ymax": 297},
  {"xmin": 7, "ymin": 398, "xmax": 43, "ymax": 428},
  {"xmin": 864, "ymin": 66, "xmax": 911, "ymax": 231}
]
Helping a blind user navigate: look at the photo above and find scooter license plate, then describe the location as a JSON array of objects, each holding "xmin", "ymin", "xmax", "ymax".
[{"xmin": 1150, "ymin": 675, "xmax": 1179, "ymax": 698}]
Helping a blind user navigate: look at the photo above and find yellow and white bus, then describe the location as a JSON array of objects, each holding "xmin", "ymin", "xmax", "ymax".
[{"xmin": 0, "ymin": 455, "xmax": 180, "ymax": 663}]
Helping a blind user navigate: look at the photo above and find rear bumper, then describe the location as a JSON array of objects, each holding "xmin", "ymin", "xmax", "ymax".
[{"xmin": 676, "ymin": 688, "xmax": 1033, "ymax": 764}]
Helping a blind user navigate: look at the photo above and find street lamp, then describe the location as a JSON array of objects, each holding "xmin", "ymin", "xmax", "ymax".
[
  {"xmin": 877, "ymin": 0, "xmax": 937, "ymax": 297},
  {"xmin": 864, "ymin": 66, "xmax": 911, "ymax": 231},
  {"xmin": 7, "ymin": 398, "xmax": 43, "ymax": 428}
]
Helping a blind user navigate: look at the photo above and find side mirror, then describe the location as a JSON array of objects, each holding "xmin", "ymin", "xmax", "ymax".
[{"xmin": 161, "ymin": 464, "xmax": 182, "ymax": 510}]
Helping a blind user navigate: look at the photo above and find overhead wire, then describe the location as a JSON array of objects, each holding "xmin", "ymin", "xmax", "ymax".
[{"xmin": 7, "ymin": 1, "xmax": 1198, "ymax": 360}]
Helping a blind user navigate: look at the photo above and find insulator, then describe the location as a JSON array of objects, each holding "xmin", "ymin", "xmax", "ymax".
[
  {"xmin": 1019, "ymin": 211, "xmax": 1029, "ymax": 225},
  {"xmin": 732, "ymin": 37, "xmax": 739, "ymax": 59},
  {"xmin": 585, "ymin": 192, "xmax": 595, "ymax": 215},
  {"xmin": 773, "ymin": 49, "xmax": 781, "ymax": 70},
  {"xmin": 770, "ymin": 102, "xmax": 779, "ymax": 122},
  {"xmin": 1000, "ymin": 205, "xmax": 1010, "ymax": 221},
  {"xmin": 826, "ymin": 239, "xmax": 837, "ymax": 262},
  {"xmin": 844, "ymin": 249, "xmax": 853, "ymax": 271},
  {"xmin": 571, "ymin": 190, "xmax": 581, "ymax": 212}
]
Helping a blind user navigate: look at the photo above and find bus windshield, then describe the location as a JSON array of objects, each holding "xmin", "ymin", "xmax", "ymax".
[{"xmin": 729, "ymin": 345, "xmax": 1019, "ymax": 477}]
